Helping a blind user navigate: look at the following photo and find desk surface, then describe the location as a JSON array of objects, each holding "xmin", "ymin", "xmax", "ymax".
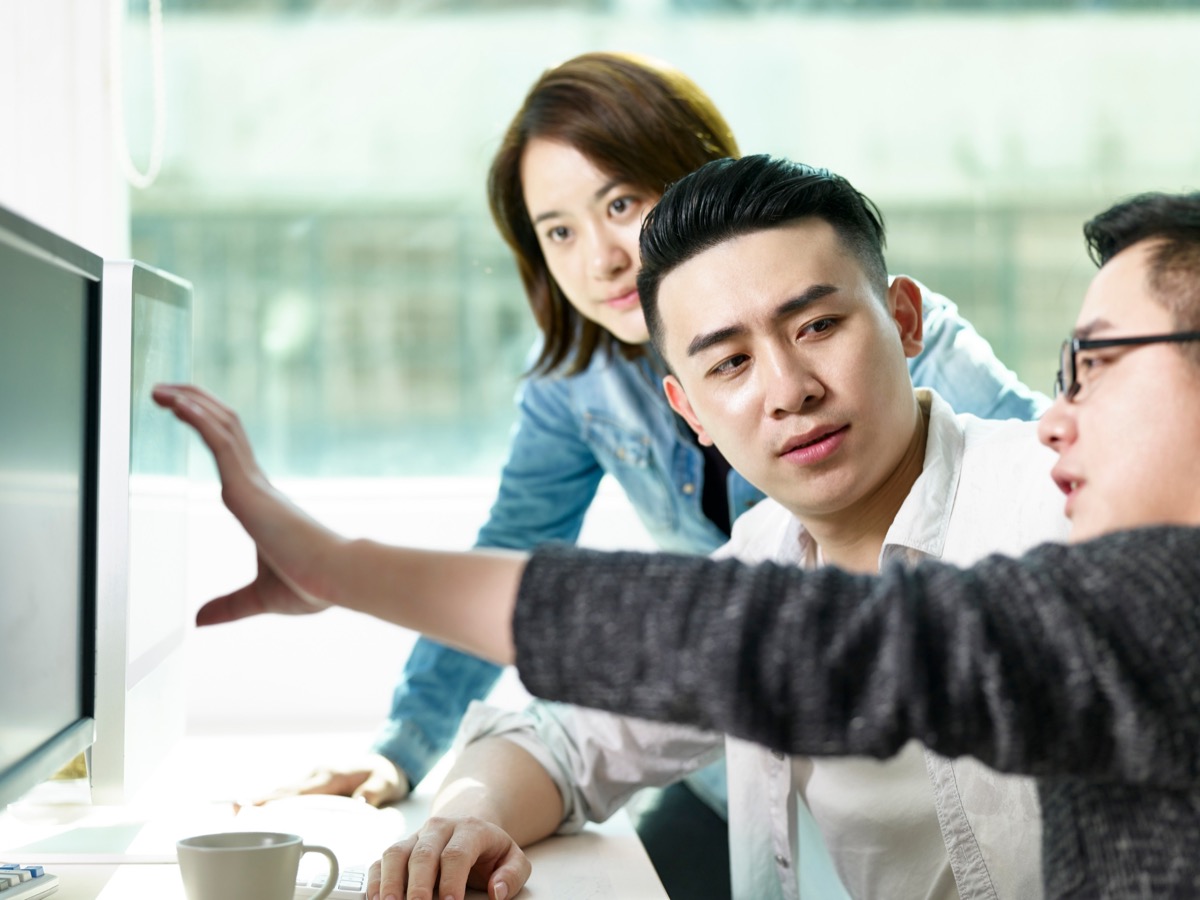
[{"xmin": 0, "ymin": 733, "xmax": 668, "ymax": 900}]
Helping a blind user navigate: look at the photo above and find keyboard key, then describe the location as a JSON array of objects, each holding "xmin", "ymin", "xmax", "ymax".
[
  {"xmin": 294, "ymin": 862, "xmax": 369, "ymax": 900},
  {"xmin": 0, "ymin": 863, "xmax": 59, "ymax": 898}
]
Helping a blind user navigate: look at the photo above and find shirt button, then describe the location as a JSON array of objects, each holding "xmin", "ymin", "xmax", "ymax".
[
  {"xmin": 775, "ymin": 854, "xmax": 790, "ymax": 869},
  {"xmin": 682, "ymin": 483, "xmax": 696, "ymax": 495},
  {"xmin": 616, "ymin": 448, "xmax": 626, "ymax": 460}
]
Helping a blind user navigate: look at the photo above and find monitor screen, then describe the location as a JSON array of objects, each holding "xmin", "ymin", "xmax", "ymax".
[
  {"xmin": 128, "ymin": 266, "xmax": 192, "ymax": 674},
  {"xmin": 0, "ymin": 206, "xmax": 101, "ymax": 809}
]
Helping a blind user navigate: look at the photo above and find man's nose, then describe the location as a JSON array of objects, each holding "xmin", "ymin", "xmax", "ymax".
[
  {"xmin": 1037, "ymin": 394, "xmax": 1076, "ymax": 453},
  {"xmin": 762, "ymin": 344, "xmax": 823, "ymax": 416}
]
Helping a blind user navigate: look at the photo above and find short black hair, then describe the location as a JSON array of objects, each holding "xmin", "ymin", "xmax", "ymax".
[
  {"xmin": 1084, "ymin": 192, "xmax": 1200, "ymax": 359},
  {"xmin": 637, "ymin": 154, "xmax": 888, "ymax": 354},
  {"xmin": 1084, "ymin": 191, "xmax": 1200, "ymax": 267}
]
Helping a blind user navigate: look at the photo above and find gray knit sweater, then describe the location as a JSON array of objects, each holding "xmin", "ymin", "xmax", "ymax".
[{"xmin": 513, "ymin": 525, "xmax": 1200, "ymax": 900}]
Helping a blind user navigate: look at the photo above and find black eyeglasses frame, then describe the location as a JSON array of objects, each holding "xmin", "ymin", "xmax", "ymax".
[{"xmin": 1054, "ymin": 330, "xmax": 1200, "ymax": 401}]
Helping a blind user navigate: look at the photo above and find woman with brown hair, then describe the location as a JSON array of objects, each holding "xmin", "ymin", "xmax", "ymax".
[{"xmin": 247, "ymin": 52, "xmax": 1045, "ymax": 897}]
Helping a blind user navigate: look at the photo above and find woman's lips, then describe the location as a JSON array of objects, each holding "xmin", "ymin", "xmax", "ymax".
[{"xmin": 606, "ymin": 289, "xmax": 640, "ymax": 311}]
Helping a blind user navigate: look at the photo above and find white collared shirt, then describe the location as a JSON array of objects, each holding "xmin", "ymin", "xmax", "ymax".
[{"xmin": 460, "ymin": 390, "xmax": 1069, "ymax": 900}]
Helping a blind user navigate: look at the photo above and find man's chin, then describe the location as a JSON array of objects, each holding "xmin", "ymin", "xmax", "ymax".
[
  {"xmin": 1066, "ymin": 514, "xmax": 1103, "ymax": 545},
  {"xmin": 1068, "ymin": 514, "xmax": 1138, "ymax": 545}
]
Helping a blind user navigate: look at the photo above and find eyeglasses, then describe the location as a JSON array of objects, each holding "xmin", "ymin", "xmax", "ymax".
[{"xmin": 1054, "ymin": 331, "xmax": 1200, "ymax": 401}]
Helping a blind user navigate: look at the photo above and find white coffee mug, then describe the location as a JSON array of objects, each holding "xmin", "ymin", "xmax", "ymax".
[{"xmin": 176, "ymin": 831, "xmax": 339, "ymax": 900}]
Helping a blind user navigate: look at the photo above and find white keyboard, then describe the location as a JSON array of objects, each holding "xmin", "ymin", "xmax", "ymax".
[
  {"xmin": 0, "ymin": 865, "xmax": 58, "ymax": 899},
  {"xmin": 295, "ymin": 861, "xmax": 368, "ymax": 899}
]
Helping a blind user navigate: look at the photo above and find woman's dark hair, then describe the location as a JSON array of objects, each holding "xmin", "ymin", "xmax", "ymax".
[
  {"xmin": 487, "ymin": 52, "xmax": 738, "ymax": 375},
  {"xmin": 637, "ymin": 154, "xmax": 888, "ymax": 355}
]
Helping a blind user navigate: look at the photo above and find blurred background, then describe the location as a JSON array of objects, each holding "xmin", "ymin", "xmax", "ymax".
[
  {"xmin": 122, "ymin": 0, "xmax": 1199, "ymax": 478},
  {"xmin": 3, "ymin": 0, "xmax": 1198, "ymax": 735}
]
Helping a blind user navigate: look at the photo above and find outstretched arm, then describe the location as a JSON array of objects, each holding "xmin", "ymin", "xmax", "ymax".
[
  {"xmin": 154, "ymin": 385, "xmax": 1200, "ymax": 786},
  {"xmin": 152, "ymin": 384, "xmax": 525, "ymax": 664},
  {"xmin": 512, "ymin": 531, "xmax": 1200, "ymax": 786}
]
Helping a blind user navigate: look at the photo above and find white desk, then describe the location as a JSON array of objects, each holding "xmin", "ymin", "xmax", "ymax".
[{"xmin": 0, "ymin": 734, "xmax": 668, "ymax": 899}]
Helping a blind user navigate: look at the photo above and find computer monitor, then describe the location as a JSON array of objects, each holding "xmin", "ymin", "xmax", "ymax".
[
  {"xmin": 90, "ymin": 259, "xmax": 193, "ymax": 804},
  {"xmin": 0, "ymin": 205, "xmax": 102, "ymax": 810}
]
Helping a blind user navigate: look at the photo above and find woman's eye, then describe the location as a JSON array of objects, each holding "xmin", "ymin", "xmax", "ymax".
[
  {"xmin": 610, "ymin": 196, "xmax": 637, "ymax": 216},
  {"xmin": 545, "ymin": 225, "xmax": 571, "ymax": 243},
  {"xmin": 1078, "ymin": 353, "xmax": 1106, "ymax": 372}
]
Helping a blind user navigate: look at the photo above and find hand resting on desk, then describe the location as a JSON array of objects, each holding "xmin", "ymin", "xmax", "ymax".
[
  {"xmin": 368, "ymin": 816, "xmax": 531, "ymax": 900},
  {"xmin": 236, "ymin": 752, "xmax": 410, "ymax": 810},
  {"xmin": 365, "ymin": 738, "xmax": 563, "ymax": 900}
]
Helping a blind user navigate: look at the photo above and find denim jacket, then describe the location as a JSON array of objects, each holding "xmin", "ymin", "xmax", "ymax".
[{"xmin": 371, "ymin": 278, "xmax": 1049, "ymax": 788}]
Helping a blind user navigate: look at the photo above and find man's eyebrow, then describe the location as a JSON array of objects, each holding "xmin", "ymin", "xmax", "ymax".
[
  {"xmin": 774, "ymin": 284, "xmax": 838, "ymax": 321},
  {"xmin": 1073, "ymin": 318, "xmax": 1114, "ymax": 340},
  {"xmin": 531, "ymin": 178, "xmax": 625, "ymax": 227},
  {"xmin": 686, "ymin": 323, "xmax": 744, "ymax": 358},
  {"xmin": 685, "ymin": 283, "xmax": 839, "ymax": 358}
]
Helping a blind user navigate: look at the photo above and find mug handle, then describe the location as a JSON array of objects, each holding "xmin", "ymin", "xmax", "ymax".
[{"xmin": 300, "ymin": 843, "xmax": 340, "ymax": 900}]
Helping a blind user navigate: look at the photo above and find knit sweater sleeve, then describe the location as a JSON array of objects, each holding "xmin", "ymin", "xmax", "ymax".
[{"xmin": 512, "ymin": 525, "xmax": 1200, "ymax": 787}]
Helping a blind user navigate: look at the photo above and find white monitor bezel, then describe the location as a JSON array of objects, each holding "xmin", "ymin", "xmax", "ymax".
[{"xmin": 90, "ymin": 258, "xmax": 193, "ymax": 805}]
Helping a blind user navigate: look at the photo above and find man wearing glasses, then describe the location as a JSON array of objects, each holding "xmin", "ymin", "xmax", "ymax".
[
  {"xmin": 406, "ymin": 186, "xmax": 1200, "ymax": 900},
  {"xmin": 506, "ymin": 190, "xmax": 1200, "ymax": 900},
  {"xmin": 1042, "ymin": 192, "xmax": 1200, "ymax": 545}
]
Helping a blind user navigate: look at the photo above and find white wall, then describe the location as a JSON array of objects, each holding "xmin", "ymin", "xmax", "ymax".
[{"xmin": 0, "ymin": 0, "xmax": 128, "ymax": 255}]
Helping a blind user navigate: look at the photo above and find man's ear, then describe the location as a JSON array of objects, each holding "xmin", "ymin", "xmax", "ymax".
[
  {"xmin": 887, "ymin": 276, "xmax": 925, "ymax": 359},
  {"xmin": 663, "ymin": 375, "xmax": 715, "ymax": 447}
]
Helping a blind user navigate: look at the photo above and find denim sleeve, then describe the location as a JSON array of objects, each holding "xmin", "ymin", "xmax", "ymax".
[
  {"xmin": 908, "ymin": 279, "xmax": 1051, "ymax": 422},
  {"xmin": 372, "ymin": 373, "xmax": 606, "ymax": 786}
]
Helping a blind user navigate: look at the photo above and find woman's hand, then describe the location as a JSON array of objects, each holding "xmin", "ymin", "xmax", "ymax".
[
  {"xmin": 236, "ymin": 753, "xmax": 410, "ymax": 811},
  {"xmin": 368, "ymin": 816, "xmax": 532, "ymax": 900}
]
